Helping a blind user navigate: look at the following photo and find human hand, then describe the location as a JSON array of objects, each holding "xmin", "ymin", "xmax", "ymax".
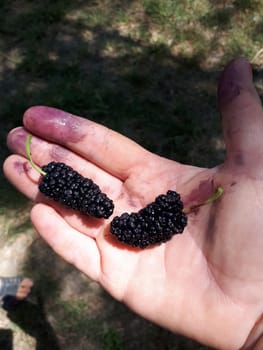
[{"xmin": 4, "ymin": 58, "xmax": 263, "ymax": 349}]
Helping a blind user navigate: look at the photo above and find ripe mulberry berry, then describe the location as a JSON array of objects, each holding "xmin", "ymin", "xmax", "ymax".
[
  {"xmin": 26, "ymin": 135, "xmax": 114, "ymax": 219},
  {"xmin": 110, "ymin": 190, "xmax": 187, "ymax": 248},
  {"xmin": 38, "ymin": 162, "xmax": 114, "ymax": 218}
]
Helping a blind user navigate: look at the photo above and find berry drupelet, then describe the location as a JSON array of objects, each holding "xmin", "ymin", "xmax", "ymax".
[
  {"xmin": 39, "ymin": 162, "xmax": 114, "ymax": 219},
  {"xmin": 110, "ymin": 190, "xmax": 187, "ymax": 248}
]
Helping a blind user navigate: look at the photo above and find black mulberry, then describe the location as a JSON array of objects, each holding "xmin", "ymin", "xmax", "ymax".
[
  {"xmin": 39, "ymin": 162, "xmax": 114, "ymax": 219},
  {"xmin": 26, "ymin": 135, "xmax": 114, "ymax": 219},
  {"xmin": 110, "ymin": 190, "xmax": 187, "ymax": 248}
]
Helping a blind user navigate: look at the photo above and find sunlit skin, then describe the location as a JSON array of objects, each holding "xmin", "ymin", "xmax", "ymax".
[
  {"xmin": 3, "ymin": 58, "xmax": 263, "ymax": 349},
  {"xmin": 16, "ymin": 278, "xmax": 34, "ymax": 300}
]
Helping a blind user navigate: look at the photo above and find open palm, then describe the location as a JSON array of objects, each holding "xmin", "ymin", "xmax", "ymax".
[{"xmin": 4, "ymin": 58, "xmax": 263, "ymax": 349}]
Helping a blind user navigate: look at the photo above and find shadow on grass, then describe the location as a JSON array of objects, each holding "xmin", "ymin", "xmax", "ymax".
[
  {"xmin": 0, "ymin": 329, "xmax": 12, "ymax": 350},
  {"xmin": 7, "ymin": 297, "xmax": 61, "ymax": 350}
]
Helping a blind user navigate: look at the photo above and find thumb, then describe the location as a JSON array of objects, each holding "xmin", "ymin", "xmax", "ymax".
[{"xmin": 218, "ymin": 58, "xmax": 263, "ymax": 170}]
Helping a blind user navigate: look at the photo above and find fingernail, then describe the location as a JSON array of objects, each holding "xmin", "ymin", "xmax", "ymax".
[
  {"xmin": 218, "ymin": 58, "xmax": 253, "ymax": 106},
  {"xmin": 7, "ymin": 127, "xmax": 27, "ymax": 153}
]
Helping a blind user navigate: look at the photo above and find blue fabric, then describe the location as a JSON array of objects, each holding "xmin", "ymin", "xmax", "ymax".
[
  {"xmin": 0, "ymin": 277, "xmax": 24, "ymax": 312},
  {"xmin": 0, "ymin": 277, "xmax": 23, "ymax": 299}
]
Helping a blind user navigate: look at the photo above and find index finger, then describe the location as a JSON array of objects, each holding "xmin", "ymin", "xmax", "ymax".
[{"xmin": 23, "ymin": 106, "xmax": 151, "ymax": 180}]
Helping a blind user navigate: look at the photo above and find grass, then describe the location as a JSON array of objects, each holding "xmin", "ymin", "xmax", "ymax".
[
  {"xmin": 57, "ymin": 300, "xmax": 125, "ymax": 350},
  {"xmin": 0, "ymin": 0, "xmax": 262, "ymax": 349}
]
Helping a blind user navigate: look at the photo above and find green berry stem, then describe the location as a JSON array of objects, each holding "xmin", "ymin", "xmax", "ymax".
[
  {"xmin": 26, "ymin": 135, "xmax": 46, "ymax": 176},
  {"xmin": 183, "ymin": 186, "xmax": 223, "ymax": 214}
]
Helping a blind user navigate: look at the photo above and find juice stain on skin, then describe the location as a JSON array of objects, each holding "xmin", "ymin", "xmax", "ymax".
[{"xmin": 24, "ymin": 106, "xmax": 88, "ymax": 144}]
